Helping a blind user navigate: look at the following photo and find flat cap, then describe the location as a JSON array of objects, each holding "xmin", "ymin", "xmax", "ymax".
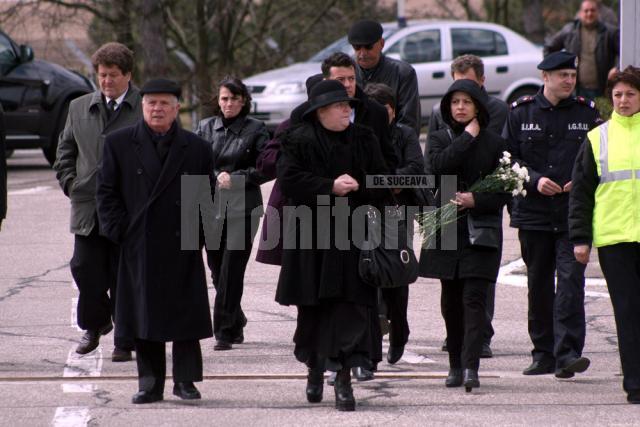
[
  {"xmin": 348, "ymin": 20, "xmax": 383, "ymax": 45},
  {"xmin": 140, "ymin": 78, "xmax": 182, "ymax": 98},
  {"xmin": 537, "ymin": 51, "xmax": 578, "ymax": 71}
]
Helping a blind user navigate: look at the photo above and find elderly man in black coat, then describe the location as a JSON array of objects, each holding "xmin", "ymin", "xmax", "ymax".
[{"xmin": 97, "ymin": 79, "xmax": 214, "ymax": 404}]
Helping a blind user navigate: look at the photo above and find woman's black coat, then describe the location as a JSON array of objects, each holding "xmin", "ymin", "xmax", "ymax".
[
  {"xmin": 419, "ymin": 79, "xmax": 510, "ymax": 282},
  {"xmin": 275, "ymin": 121, "xmax": 389, "ymax": 307}
]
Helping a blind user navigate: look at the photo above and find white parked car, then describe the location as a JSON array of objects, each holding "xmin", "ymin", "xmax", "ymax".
[{"xmin": 244, "ymin": 20, "xmax": 543, "ymax": 131}]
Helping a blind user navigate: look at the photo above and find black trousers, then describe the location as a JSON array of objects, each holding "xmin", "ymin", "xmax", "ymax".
[
  {"xmin": 135, "ymin": 339, "xmax": 203, "ymax": 393},
  {"xmin": 70, "ymin": 224, "xmax": 133, "ymax": 350},
  {"xmin": 441, "ymin": 277, "xmax": 489, "ymax": 370},
  {"xmin": 518, "ymin": 230, "xmax": 586, "ymax": 368},
  {"xmin": 380, "ymin": 286, "xmax": 410, "ymax": 346},
  {"xmin": 207, "ymin": 215, "xmax": 259, "ymax": 342},
  {"xmin": 598, "ymin": 243, "xmax": 640, "ymax": 393}
]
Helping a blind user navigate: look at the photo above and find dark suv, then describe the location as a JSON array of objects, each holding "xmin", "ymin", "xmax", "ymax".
[{"xmin": 0, "ymin": 29, "xmax": 94, "ymax": 165}]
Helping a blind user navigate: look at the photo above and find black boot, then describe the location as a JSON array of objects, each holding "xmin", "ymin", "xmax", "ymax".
[
  {"xmin": 334, "ymin": 369, "xmax": 355, "ymax": 411},
  {"xmin": 306, "ymin": 369, "xmax": 324, "ymax": 403},
  {"xmin": 463, "ymin": 369, "xmax": 480, "ymax": 392},
  {"xmin": 445, "ymin": 368, "xmax": 463, "ymax": 387}
]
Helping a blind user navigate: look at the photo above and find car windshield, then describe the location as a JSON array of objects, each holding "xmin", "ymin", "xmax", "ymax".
[{"xmin": 307, "ymin": 28, "xmax": 399, "ymax": 62}]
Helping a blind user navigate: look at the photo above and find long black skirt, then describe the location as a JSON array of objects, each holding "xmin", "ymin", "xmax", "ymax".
[{"xmin": 294, "ymin": 301, "xmax": 375, "ymax": 372}]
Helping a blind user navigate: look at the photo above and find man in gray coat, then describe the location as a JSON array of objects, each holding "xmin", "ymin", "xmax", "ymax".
[{"xmin": 54, "ymin": 42, "xmax": 141, "ymax": 361}]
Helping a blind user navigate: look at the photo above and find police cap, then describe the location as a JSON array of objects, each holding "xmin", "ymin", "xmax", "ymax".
[
  {"xmin": 348, "ymin": 20, "xmax": 383, "ymax": 46},
  {"xmin": 537, "ymin": 51, "xmax": 578, "ymax": 71}
]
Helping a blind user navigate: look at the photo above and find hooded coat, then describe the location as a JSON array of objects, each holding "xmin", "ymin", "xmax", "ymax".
[{"xmin": 419, "ymin": 79, "xmax": 510, "ymax": 281}]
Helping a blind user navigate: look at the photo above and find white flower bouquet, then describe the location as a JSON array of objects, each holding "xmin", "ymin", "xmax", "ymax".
[{"xmin": 418, "ymin": 151, "xmax": 530, "ymax": 246}]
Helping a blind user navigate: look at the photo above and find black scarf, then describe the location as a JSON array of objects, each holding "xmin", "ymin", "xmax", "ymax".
[{"xmin": 143, "ymin": 121, "xmax": 177, "ymax": 163}]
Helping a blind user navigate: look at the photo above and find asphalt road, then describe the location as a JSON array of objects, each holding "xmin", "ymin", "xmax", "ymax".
[{"xmin": 0, "ymin": 150, "xmax": 636, "ymax": 426}]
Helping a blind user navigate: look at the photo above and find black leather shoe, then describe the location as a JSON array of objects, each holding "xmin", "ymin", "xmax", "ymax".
[
  {"xmin": 387, "ymin": 345, "xmax": 405, "ymax": 364},
  {"xmin": 76, "ymin": 323, "xmax": 113, "ymax": 354},
  {"xmin": 232, "ymin": 333, "xmax": 244, "ymax": 344},
  {"xmin": 441, "ymin": 338, "xmax": 448, "ymax": 352},
  {"xmin": 132, "ymin": 390, "xmax": 163, "ymax": 404},
  {"xmin": 480, "ymin": 343, "xmax": 493, "ymax": 358},
  {"xmin": 445, "ymin": 368, "xmax": 463, "ymax": 387},
  {"xmin": 627, "ymin": 390, "xmax": 640, "ymax": 404},
  {"xmin": 214, "ymin": 340, "xmax": 232, "ymax": 351},
  {"xmin": 522, "ymin": 360, "xmax": 555, "ymax": 375},
  {"xmin": 463, "ymin": 369, "xmax": 480, "ymax": 392},
  {"xmin": 327, "ymin": 371, "xmax": 336, "ymax": 386},
  {"xmin": 352, "ymin": 367, "xmax": 374, "ymax": 382},
  {"xmin": 111, "ymin": 347, "xmax": 133, "ymax": 362},
  {"xmin": 334, "ymin": 370, "xmax": 355, "ymax": 411},
  {"xmin": 306, "ymin": 369, "xmax": 324, "ymax": 403},
  {"xmin": 555, "ymin": 357, "xmax": 590, "ymax": 379},
  {"xmin": 173, "ymin": 382, "xmax": 201, "ymax": 400}
]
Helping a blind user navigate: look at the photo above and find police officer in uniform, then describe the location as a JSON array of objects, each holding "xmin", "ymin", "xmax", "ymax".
[{"xmin": 504, "ymin": 51, "xmax": 601, "ymax": 378}]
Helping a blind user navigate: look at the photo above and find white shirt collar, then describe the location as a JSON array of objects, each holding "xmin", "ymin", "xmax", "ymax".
[{"xmin": 105, "ymin": 88, "xmax": 128, "ymax": 109}]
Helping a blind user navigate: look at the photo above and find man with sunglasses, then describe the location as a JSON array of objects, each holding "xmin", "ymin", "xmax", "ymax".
[{"xmin": 348, "ymin": 20, "xmax": 421, "ymax": 136}]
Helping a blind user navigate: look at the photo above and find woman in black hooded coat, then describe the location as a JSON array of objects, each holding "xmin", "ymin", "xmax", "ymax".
[{"xmin": 419, "ymin": 79, "xmax": 509, "ymax": 391}]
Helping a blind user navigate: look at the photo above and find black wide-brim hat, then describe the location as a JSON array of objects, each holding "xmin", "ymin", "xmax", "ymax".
[{"xmin": 302, "ymin": 80, "xmax": 359, "ymax": 119}]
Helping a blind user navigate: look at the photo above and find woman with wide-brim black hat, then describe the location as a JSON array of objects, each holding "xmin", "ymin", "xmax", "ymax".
[{"xmin": 275, "ymin": 79, "xmax": 389, "ymax": 411}]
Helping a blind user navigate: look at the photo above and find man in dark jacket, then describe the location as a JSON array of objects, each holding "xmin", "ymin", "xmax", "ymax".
[
  {"xmin": 96, "ymin": 79, "xmax": 214, "ymax": 404},
  {"xmin": 544, "ymin": 0, "xmax": 619, "ymax": 98},
  {"xmin": 504, "ymin": 51, "xmax": 601, "ymax": 379},
  {"xmin": 0, "ymin": 104, "xmax": 6, "ymax": 230},
  {"xmin": 428, "ymin": 54, "xmax": 508, "ymax": 358},
  {"xmin": 321, "ymin": 52, "xmax": 397, "ymax": 171},
  {"xmin": 348, "ymin": 20, "xmax": 421, "ymax": 136},
  {"xmin": 54, "ymin": 42, "xmax": 141, "ymax": 362}
]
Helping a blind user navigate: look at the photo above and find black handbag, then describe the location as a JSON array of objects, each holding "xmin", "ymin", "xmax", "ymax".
[
  {"xmin": 359, "ymin": 201, "xmax": 419, "ymax": 289},
  {"xmin": 467, "ymin": 212, "xmax": 502, "ymax": 249}
]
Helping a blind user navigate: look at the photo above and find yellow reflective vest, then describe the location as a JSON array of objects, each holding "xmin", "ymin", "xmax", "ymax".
[{"xmin": 588, "ymin": 111, "xmax": 640, "ymax": 247}]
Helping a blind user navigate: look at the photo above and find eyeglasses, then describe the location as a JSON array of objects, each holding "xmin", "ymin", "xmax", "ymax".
[{"xmin": 352, "ymin": 44, "xmax": 375, "ymax": 51}]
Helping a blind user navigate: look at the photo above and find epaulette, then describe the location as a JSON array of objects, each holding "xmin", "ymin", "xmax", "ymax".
[
  {"xmin": 510, "ymin": 95, "xmax": 535, "ymax": 109},
  {"xmin": 575, "ymin": 96, "xmax": 597, "ymax": 109}
]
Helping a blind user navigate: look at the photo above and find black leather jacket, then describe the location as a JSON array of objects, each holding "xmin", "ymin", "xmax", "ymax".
[
  {"xmin": 356, "ymin": 54, "xmax": 421, "ymax": 136},
  {"xmin": 195, "ymin": 115, "xmax": 269, "ymax": 218}
]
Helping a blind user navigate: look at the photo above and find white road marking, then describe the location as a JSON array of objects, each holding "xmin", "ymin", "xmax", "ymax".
[
  {"xmin": 62, "ymin": 384, "xmax": 97, "ymax": 393},
  {"xmin": 497, "ymin": 258, "xmax": 609, "ymax": 299},
  {"xmin": 63, "ymin": 348, "xmax": 103, "ymax": 378},
  {"xmin": 52, "ymin": 407, "xmax": 90, "ymax": 427},
  {"xmin": 8, "ymin": 186, "xmax": 52, "ymax": 196},
  {"xmin": 70, "ymin": 297, "xmax": 82, "ymax": 332},
  {"xmin": 382, "ymin": 344, "xmax": 436, "ymax": 364}
]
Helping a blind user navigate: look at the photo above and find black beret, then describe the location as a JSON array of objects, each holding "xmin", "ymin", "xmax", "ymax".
[
  {"xmin": 348, "ymin": 20, "xmax": 383, "ymax": 45},
  {"xmin": 140, "ymin": 78, "xmax": 182, "ymax": 98},
  {"xmin": 537, "ymin": 51, "xmax": 578, "ymax": 71}
]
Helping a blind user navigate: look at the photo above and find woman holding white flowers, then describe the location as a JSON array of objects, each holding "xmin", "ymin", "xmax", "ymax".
[
  {"xmin": 569, "ymin": 66, "xmax": 640, "ymax": 405},
  {"xmin": 419, "ymin": 79, "xmax": 510, "ymax": 392}
]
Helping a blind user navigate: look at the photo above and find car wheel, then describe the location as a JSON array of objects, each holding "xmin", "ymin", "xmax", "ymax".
[
  {"xmin": 506, "ymin": 86, "xmax": 539, "ymax": 105},
  {"xmin": 42, "ymin": 101, "xmax": 69, "ymax": 166}
]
